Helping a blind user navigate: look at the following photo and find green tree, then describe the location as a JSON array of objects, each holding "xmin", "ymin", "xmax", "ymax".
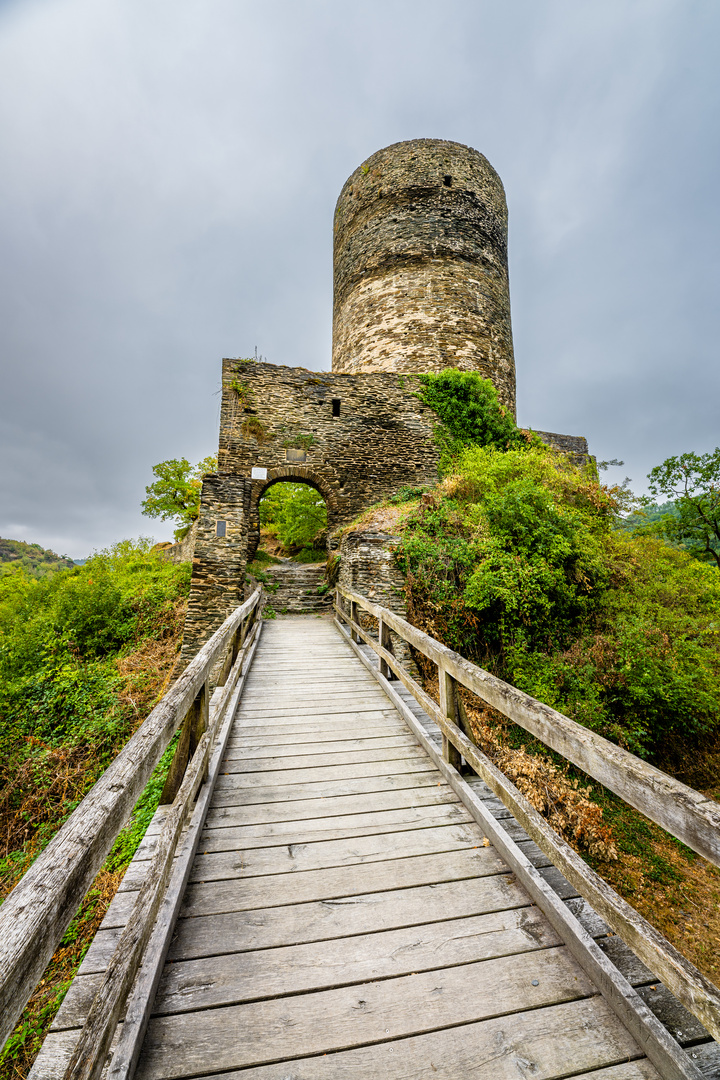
[
  {"xmin": 259, "ymin": 483, "xmax": 327, "ymax": 550},
  {"xmin": 647, "ymin": 449, "xmax": 720, "ymax": 569},
  {"xmin": 141, "ymin": 455, "xmax": 217, "ymax": 539}
]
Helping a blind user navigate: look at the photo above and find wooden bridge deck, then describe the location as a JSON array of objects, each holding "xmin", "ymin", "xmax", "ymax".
[{"xmin": 33, "ymin": 617, "xmax": 716, "ymax": 1079}]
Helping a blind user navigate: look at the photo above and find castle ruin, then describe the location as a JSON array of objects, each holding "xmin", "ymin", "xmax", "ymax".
[{"xmin": 181, "ymin": 139, "xmax": 588, "ymax": 658}]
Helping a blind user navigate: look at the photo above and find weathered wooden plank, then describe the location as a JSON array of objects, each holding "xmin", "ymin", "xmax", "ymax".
[
  {"xmin": 135, "ymin": 947, "xmax": 595, "ymax": 1079},
  {"xmin": 204, "ymin": 782, "xmax": 461, "ymax": 827},
  {"xmin": 158, "ymin": 907, "xmax": 559, "ymax": 1014},
  {"xmin": 209, "ymin": 768, "xmax": 444, "ymax": 808},
  {"xmin": 240, "ymin": 684, "xmax": 390, "ymax": 699},
  {"xmin": 230, "ymin": 715, "xmax": 404, "ymax": 735},
  {"xmin": 51, "ymin": 907, "xmax": 563, "ymax": 1028},
  {"xmin": 214, "ymin": 757, "xmax": 438, "ymax": 790},
  {"xmin": 235, "ymin": 703, "xmax": 399, "ymax": 719},
  {"xmin": 123, "ymin": 828, "xmax": 552, "ymax": 892},
  {"xmin": 79, "ymin": 873, "xmax": 534, "ymax": 974},
  {"xmin": 687, "ymin": 1041, "xmax": 720, "ymax": 1076},
  {"xmin": 120, "ymin": 826, "xmax": 551, "ymax": 892},
  {"xmin": 569, "ymin": 1065, "xmax": 660, "ymax": 1080},
  {"xmin": 198, "ymin": 802, "xmax": 473, "ymax": 851},
  {"xmin": 0, "ymin": 588, "xmax": 261, "ymax": 1048},
  {"xmin": 99, "ymin": 858, "xmax": 574, "ymax": 931},
  {"xmin": 221, "ymin": 746, "xmax": 425, "ymax": 772},
  {"xmin": 338, "ymin": 588, "xmax": 720, "ymax": 868},
  {"xmin": 187, "ymin": 822, "xmax": 494, "ymax": 881},
  {"xmin": 224, "ymin": 733, "xmax": 417, "ymax": 755},
  {"xmin": 178, "ymin": 846, "xmax": 510, "ymax": 919},
  {"xmin": 175, "ymin": 999, "xmax": 655, "ymax": 1080}
]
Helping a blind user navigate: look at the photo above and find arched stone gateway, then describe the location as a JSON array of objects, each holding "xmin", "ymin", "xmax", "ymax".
[{"xmin": 246, "ymin": 467, "xmax": 335, "ymax": 562}]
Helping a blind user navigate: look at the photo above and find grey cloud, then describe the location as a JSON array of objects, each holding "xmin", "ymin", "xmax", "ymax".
[{"xmin": 0, "ymin": 0, "xmax": 718, "ymax": 556}]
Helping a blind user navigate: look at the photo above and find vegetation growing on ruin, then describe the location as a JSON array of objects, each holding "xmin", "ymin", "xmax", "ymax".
[
  {"xmin": 416, "ymin": 369, "xmax": 535, "ymax": 472},
  {"xmin": 0, "ymin": 540, "xmax": 191, "ymax": 1076},
  {"xmin": 397, "ymin": 442, "xmax": 720, "ymax": 760}
]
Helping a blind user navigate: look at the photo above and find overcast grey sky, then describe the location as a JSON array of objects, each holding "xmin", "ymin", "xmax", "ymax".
[{"xmin": 1, "ymin": 0, "xmax": 718, "ymax": 558}]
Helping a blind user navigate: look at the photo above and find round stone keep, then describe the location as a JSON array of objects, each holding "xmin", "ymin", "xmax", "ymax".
[{"xmin": 332, "ymin": 138, "xmax": 516, "ymax": 415}]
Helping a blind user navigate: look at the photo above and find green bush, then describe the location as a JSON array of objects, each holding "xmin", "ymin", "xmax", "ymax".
[
  {"xmin": 397, "ymin": 445, "xmax": 720, "ymax": 758},
  {"xmin": 416, "ymin": 369, "xmax": 533, "ymax": 472},
  {"xmin": 0, "ymin": 540, "xmax": 190, "ymax": 763}
]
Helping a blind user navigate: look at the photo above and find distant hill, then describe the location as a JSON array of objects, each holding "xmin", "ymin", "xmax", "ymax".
[{"xmin": 0, "ymin": 537, "xmax": 76, "ymax": 578}]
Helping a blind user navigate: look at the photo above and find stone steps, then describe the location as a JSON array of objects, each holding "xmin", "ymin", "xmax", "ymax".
[{"xmin": 262, "ymin": 560, "xmax": 332, "ymax": 614}]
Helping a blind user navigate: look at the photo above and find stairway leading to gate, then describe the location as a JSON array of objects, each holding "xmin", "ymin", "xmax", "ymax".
[
  {"xmin": 34, "ymin": 615, "xmax": 710, "ymax": 1079},
  {"xmin": 261, "ymin": 559, "xmax": 332, "ymax": 614}
]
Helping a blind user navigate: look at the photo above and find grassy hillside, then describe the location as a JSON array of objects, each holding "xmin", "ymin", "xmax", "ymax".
[
  {"xmin": 0, "ymin": 540, "xmax": 191, "ymax": 1076},
  {"xmin": 0, "ymin": 537, "xmax": 75, "ymax": 578}
]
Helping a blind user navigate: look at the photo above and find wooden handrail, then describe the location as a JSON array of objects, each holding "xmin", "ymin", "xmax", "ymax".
[
  {"xmin": 0, "ymin": 587, "xmax": 262, "ymax": 1051},
  {"xmin": 335, "ymin": 585, "xmax": 720, "ymax": 1044},
  {"xmin": 335, "ymin": 586, "xmax": 720, "ymax": 867}
]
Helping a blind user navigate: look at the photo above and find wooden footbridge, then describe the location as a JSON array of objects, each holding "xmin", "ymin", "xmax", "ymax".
[{"xmin": 2, "ymin": 588, "xmax": 720, "ymax": 1079}]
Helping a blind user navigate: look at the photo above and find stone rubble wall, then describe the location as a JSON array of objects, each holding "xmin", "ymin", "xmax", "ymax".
[
  {"xmin": 220, "ymin": 359, "xmax": 442, "ymax": 552},
  {"xmin": 336, "ymin": 529, "xmax": 414, "ymax": 668},
  {"xmin": 180, "ymin": 474, "xmax": 251, "ymax": 665},
  {"xmin": 158, "ymin": 520, "xmax": 198, "ymax": 564}
]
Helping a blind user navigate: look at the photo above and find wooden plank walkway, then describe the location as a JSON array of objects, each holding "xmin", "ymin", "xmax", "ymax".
[{"xmin": 32, "ymin": 616, "xmax": 718, "ymax": 1079}]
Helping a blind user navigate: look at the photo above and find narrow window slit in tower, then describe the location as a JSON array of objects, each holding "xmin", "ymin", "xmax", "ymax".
[
  {"xmin": 216, "ymin": 520, "xmax": 226, "ymax": 538},
  {"xmin": 443, "ymin": 175, "xmax": 452, "ymax": 187},
  {"xmin": 332, "ymin": 398, "xmax": 341, "ymax": 417}
]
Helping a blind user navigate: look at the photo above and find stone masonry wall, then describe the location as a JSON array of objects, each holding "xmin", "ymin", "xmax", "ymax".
[
  {"xmin": 219, "ymin": 359, "xmax": 442, "ymax": 554},
  {"xmin": 332, "ymin": 139, "xmax": 516, "ymax": 417},
  {"xmin": 180, "ymin": 474, "xmax": 251, "ymax": 664},
  {"xmin": 337, "ymin": 529, "xmax": 413, "ymax": 667},
  {"xmin": 182, "ymin": 359, "xmax": 593, "ymax": 664}
]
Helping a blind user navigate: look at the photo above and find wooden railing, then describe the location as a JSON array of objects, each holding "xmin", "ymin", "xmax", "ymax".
[
  {"xmin": 0, "ymin": 587, "xmax": 263, "ymax": 1071},
  {"xmin": 335, "ymin": 586, "xmax": 720, "ymax": 1049}
]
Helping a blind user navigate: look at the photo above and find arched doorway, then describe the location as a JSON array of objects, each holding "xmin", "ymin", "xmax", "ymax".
[{"xmin": 247, "ymin": 468, "xmax": 334, "ymax": 564}]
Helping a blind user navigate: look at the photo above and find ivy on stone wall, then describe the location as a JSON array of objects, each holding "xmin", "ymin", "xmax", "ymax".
[{"xmin": 417, "ymin": 370, "xmax": 534, "ymax": 472}]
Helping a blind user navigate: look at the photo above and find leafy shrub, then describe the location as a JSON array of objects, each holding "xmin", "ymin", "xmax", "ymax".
[
  {"xmin": 0, "ymin": 540, "xmax": 191, "ymax": 856},
  {"xmin": 416, "ymin": 369, "xmax": 533, "ymax": 471},
  {"xmin": 398, "ymin": 445, "xmax": 720, "ymax": 758}
]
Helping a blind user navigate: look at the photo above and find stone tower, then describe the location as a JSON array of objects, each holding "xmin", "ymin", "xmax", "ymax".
[{"xmin": 332, "ymin": 138, "xmax": 516, "ymax": 416}]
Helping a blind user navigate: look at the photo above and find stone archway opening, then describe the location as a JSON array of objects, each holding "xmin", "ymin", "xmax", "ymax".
[{"xmin": 249, "ymin": 477, "xmax": 329, "ymax": 569}]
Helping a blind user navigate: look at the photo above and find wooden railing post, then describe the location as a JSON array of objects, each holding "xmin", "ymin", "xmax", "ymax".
[
  {"xmin": 438, "ymin": 664, "xmax": 462, "ymax": 770},
  {"xmin": 350, "ymin": 599, "xmax": 360, "ymax": 643},
  {"xmin": 378, "ymin": 617, "xmax": 394, "ymax": 679},
  {"xmin": 160, "ymin": 680, "xmax": 209, "ymax": 804}
]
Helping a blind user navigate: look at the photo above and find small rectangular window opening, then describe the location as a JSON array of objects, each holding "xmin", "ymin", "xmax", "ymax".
[
  {"xmin": 216, "ymin": 520, "xmax": 227, "ymax": 538},
  {"xmin": 443, "ymin": 175, "xmax": 452, "ymax": 187},
  {"xmin": 332, "ymin": 397, "xmax": 341, "ymax": 417}
]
